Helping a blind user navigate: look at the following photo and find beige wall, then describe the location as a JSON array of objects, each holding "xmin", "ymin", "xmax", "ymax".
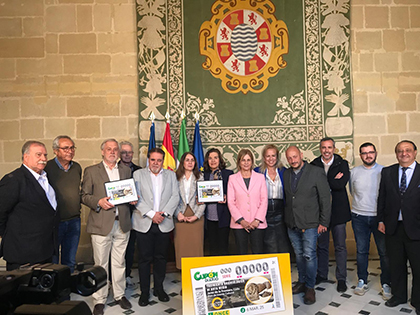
[{"xmin": 0, "ymin": 0, "xmax": 419, "ymax": 263}]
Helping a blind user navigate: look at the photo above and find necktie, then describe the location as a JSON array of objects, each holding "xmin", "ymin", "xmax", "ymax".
[{"xmin": 400, "ymin": 167, "xmax": 408, "ymax": 194}]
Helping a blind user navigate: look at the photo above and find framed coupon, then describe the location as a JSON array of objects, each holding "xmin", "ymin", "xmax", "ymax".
[
  {"xmin": 197, "ymin": 180, "xmax": 224, "ymax": 203},
  {"xmin": 190, "ymin": 257, "xmax": 285, "ymax": 314},
  {"xmin": 105, "ymin": 178, "xmax": 138, "ymax": 205}
]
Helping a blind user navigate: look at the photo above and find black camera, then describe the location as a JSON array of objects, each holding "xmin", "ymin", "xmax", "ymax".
[{"xmin": 0, "ymin": 263, "xmax": 107, "ymax": 315}]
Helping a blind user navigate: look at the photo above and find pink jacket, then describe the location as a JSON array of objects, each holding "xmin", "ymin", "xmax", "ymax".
[{"xmin": 227, "ymin": 170, "xmax": 268, "ymax": 229}]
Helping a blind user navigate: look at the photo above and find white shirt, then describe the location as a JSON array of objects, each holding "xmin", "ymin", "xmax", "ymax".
[
  {"xmin": 146, "ymin": 168, "xmax": 163, "ymax": 219},
  {"xmin": 103, "ymin": 161, "xmax": 120, "ymax": 216},
  {"xmin": 398, "ymin": 161, "xmax": 416, "ymax": 220},
  {"xmin": 23, "ymin": 164, "xmax": 57, "ymax": 210},
  {"xmin": 183, "ymin": 174, "xmax": 193, "ymax": 203},
  {"xmin": 265, "ymin": 169, "xmax": 283, "ymax": 199}
]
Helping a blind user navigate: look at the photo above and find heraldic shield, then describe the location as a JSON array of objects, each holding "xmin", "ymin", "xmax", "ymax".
[{"xmin": 199, "ymin": 0, "xmax": 289, "ymax": 94}]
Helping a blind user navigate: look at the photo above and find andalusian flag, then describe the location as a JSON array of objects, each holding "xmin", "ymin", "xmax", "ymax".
[
  {"xmin": 178, "ymin": 117, "xmax": 189, "ymax": 161},
  {"xmin": 192, "ymin": 120, "xmax": 205, "ymax": 172},
  {"xmin": 162, "ymin": 122, "xmax": 176, "ymax": 171}
]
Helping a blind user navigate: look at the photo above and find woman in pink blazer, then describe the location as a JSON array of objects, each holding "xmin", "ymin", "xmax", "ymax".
[{"xmin": 227, "ymin": 149, "xmax": 268, "ymax": 254}]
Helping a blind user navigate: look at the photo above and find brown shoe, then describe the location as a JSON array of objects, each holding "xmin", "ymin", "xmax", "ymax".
[
  {"xmin": 93, "ymin": 304, "xmax": 105, "ymax": 315},
  {"xmin": 292, "ymin": 282, "xmax": 306, "ymax": 294},
  {"xmin": 303, "ymin": 288, "xmax": 316, "ymax": 305},
  {"xmin": 116, "ymin": 296, "xmax": 132, "ymax": 310}
]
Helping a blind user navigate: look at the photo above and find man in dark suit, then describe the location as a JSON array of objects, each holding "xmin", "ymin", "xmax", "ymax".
[
  {"xmin": 0, "ymin": 141, "xmax": 59, "ymax": 271},
  {"xmin": 311, "ymin": 137, "xmax": 351, "ymax": 293},
  {"xmin": 118, "ymin": 140, "xmax": 141, "ymax": 290},
  {"xmin": 284, "ymin": 146, "xmax": 331, "ymax": 305},
  {"xmin": 377, "ymin": 140, "xmax": 420, "ymax": 314},
  {"xmin": 81, "ymin": 139, "xmax": 133, "ymax": 315}
]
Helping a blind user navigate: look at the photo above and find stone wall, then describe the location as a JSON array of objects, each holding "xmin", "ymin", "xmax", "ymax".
[{"xmin": 0, "ymin": 0, "xmax": 419, "ymax": 264}]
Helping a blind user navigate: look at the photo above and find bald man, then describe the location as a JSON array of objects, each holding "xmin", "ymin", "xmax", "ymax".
[{"xmin": 283, "ymin": 146, "xmax": 331, "ymax": 305}]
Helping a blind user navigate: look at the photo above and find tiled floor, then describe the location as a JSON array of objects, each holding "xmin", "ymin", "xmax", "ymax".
[{"xmin": 70, "ymin": 259, "xmax": 414, "ymax": 314}]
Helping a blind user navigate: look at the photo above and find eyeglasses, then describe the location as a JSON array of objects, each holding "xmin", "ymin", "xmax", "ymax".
[
  {"xmin": 121, "ymin": 151, "xmax": 134, "ymax": 155},
  {"xmin": 360, "ymin": 151, "xmax": 375, "ymax": 156},
  {"xmin": 59, "ymin": 146, "xmax": 76, "ymax": 152}
]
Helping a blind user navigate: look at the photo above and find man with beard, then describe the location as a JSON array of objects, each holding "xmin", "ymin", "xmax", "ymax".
[
  {"xmin": 311, "ymin": 137, "xmax": 351, "ymax": 293},
  {"xmin": 81, "ymin": 139, "xmax": 132, "ymax": 315},
  {"xmin": 350, "ymin": 142, "xmax": 391, "ymax": 299},
  {"xmin": 283, "ymin": 146, "xmax": 331, "ymax": 305},
  {"xmin": 132, "ymin": 148, "xmax": 179, "ymax": 306}
]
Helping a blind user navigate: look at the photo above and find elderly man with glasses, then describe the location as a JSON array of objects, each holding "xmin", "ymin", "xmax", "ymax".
[
  {"xmin": 45, "ymin": 135, "xmax": 82, "ymax": 273},
  {"xmin": 118, "ymin": 140, "xmax": 141, "ymax": 290}
]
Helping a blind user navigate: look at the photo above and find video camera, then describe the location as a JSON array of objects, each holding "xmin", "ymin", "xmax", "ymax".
[{"xmin": 0, "ymin": 263, "xmax": 107, "ymax": 315}]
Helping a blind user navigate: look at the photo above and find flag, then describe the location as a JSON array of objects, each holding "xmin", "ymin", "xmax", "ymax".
[
  {"xmin": 148, "ymin": 121, "xmax": 156, "ymax": 151},
  {"xmin": 177, "ymin": 117, "xmax": 190, "ymax": 162},
  {"xmin": 193, "ymin": 120, "xmax": 205, "ymax": 172},
  {"xmin": 162, "ymin": 122, "xmax": 176, "ymax": 171}
]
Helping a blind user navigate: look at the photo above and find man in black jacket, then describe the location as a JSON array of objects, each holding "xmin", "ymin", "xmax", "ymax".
[
  {"xmin": 377, "ymin": 140, "xmax": 420, "ymax": 314},
  {"xmin": 311, "ymin": 137, "xmax": 351, "ymax": 293},
  {"xmin": 0, "ymin": 141, "xmax": 59, "ymax": 271}
]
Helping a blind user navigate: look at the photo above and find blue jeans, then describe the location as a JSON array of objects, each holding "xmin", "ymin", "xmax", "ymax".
[
  {"xmin": 351, "ymin": 213, "xmax": 390, "ymax": 285},
  {"xmin": 52, "ymin": 217, "xmax": 81, "ymax": 273},
  {"xmin": 288, "ymin": 227, "xmax": 318, "ymax": 288}
]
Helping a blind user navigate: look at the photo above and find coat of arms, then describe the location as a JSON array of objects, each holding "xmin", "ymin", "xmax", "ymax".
[{"xmin": 199, "ymin": 0, "xmax": 289, "ymax": 94}]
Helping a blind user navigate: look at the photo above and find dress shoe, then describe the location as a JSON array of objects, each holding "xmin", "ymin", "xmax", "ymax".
[
  {"xmin": 139, "ymin": 293, "xmax": 149, "ymax": 307},
  {"xmin": 154, "ymin": 288, "xmax": 170, "ymax": 302},
  {"xmin": 303, "ymin": 288, "xmax": 316, "ymax": 305},
  {"xmin": 116, "ymin": 296, "xmax": 132, "ymax": 310},
  {"xmin": 93, "ymin": 304, "xmax": 104, "ymax": 315},
  {"xmin": 292, "ymin": 282, "xmax": 306, "ymax": 294},
  {"xmin": 337, "ymin": 280, "xmax": 347, "ymax": 293},
  {"xmin": 385, "ymin": 296, "xmax": 406, "ymax": 307},
  {"xmin": 315, "ymin": 275, "xmax": 328, "ymax": 285}
]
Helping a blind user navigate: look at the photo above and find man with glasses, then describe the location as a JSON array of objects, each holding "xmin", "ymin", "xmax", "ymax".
[
  {"xmin": 350, "ymin": 142, "xmax": 391, "ymax": 299},
  {"xmin": 118, "ymin": 141, "xmax": 141, "ymax": 290},
  {"xmin": 45, "ymin": 135, "xmax": 82, "ymax": 273},
  {"xmin": 378, "ymin": 140, "xmax": 420, "ymax": 314},
  {"xmin": 81, "ymin": 139, "xmax": 133, "ymax": 315}
]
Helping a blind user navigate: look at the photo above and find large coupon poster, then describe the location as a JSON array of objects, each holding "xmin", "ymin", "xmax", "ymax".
[{"xmin": 182, "ymin": 254, "xmax": 293, "ymax": 315}]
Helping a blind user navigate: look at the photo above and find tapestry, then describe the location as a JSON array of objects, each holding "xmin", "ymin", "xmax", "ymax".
[{"xmin": 136, "ymin": 0, "xmax": 353, "ymax": 168}]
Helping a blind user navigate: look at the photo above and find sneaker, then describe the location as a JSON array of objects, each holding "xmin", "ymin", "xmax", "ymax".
[
  {"xmin": 381, "ymin": 283, "xmax": 392, "ymax": 301},
  {"xmin": 354, "ymin": 279, "xmax": 369, "ymax": 296},
  {"xmin": 126, "ymin": 276, "xmax": 138, "ymax": 290}
]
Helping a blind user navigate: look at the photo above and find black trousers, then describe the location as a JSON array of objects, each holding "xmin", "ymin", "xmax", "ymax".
[
  {"xmin": 386, "ymin": 222, "xmax": 420, "ymax": 309},
  {"xmin": 207, "ymin": 220, "xmax": 230, "ymax": 256},
  {"xmin": 233, "ymin": 228, "xmax": 265, "ymax": 255},
  {"xmin": 136, "ymin": 224, "xmax": 170, "ymax": 295},
  {"xmin": 125, "ymin": 229, "xmax": 137, "ymax": 277},
  {"xmin": 263, "ymin": 199, "xmax": 291, "ymax": 254}
]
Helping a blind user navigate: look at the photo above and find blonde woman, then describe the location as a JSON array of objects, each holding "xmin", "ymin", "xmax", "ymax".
[{"xmin": 227, "ymin": 149, "xmax": 268, "ymax": 254}]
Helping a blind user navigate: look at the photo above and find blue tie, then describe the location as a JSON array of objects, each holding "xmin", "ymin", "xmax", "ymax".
[{"xmin": 400, "ymin": 167, "xmax": 408, "ymax": 194}]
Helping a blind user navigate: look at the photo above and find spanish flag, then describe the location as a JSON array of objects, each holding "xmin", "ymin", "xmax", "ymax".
[{"xmin": 162, "ymin": 122, "xmax": 176, "ymax": 171}]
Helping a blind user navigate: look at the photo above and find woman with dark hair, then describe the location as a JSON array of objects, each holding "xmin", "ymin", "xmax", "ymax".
[
  {"xmin": 255, "ymin": 144, "xmax": 291, "ymax": 254},
  {"xmin": 203, "ymin": 148, "xmax": 233, "ymax": 256},
  {"xmin": 174, "ymin": 152, "xmax": 206, "ymax": 269},
  {"xmin": 228, "ymin": 149, "xmax": 268, "ymax": 255}
]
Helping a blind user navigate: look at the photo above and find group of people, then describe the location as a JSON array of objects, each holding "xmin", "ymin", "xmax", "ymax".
[{"xmin": 0, "ymin": 136, "xmax": 419, "ymax": 315}]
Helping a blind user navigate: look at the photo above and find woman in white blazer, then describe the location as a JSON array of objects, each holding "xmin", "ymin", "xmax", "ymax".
[
  {"xmin": 174, "ymin": 152, "xmax": 205, "ymax": 269},
  {"xmin": 227, "ymin": 149, "xmax": 268, "ymax": 255}
]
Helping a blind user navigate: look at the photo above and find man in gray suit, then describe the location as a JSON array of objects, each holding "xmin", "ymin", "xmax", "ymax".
[
  {"xmin": 81, "ymin": 139, "xmax": 133, "ymax": 315},
  {"xmin": 132, "ymin": 148, "xmax": 180, "ymax": 306},
  {"xmin": 283, "ymin": 146, "xmax": 331, "ymax": 305}
]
